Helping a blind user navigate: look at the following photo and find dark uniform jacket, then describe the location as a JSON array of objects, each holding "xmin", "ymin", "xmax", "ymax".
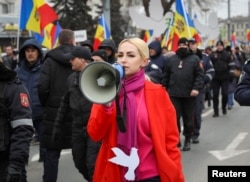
[
  {"xmin": 54, "ymin": 72, "xmax": 100, "ymax": 180},
  {"xmin": 210, "ymin": 49, "xmax": 235, "ymax": 81},
  {"xmin": 38, "ymin": 44, "xmax": 74, "ymax": 149},
  {"xmin": 234, "ymin": 60, "xmax": 250, "ymax": 106},
  {"xmin": 0, "ymin": 62, "xmax": 33, "ymax": 179},
  {"xmin": 162, "ymin": 53, "xmax": 204, "ymax": 97}
]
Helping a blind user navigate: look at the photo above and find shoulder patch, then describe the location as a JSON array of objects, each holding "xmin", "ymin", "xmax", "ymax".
[{"xmin": 20, "ymin": 93, "xmax": 30, "ymax": 107}]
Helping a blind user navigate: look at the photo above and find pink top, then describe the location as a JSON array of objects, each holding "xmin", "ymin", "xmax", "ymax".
[{"xmin": 135, "ymin": 89, "xmax": 159, "ymax": 180}]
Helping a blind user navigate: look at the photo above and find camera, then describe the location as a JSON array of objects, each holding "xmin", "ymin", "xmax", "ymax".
[{"xmin": 13, "ymin": 49, "xmax": 19, "ymax": 55}]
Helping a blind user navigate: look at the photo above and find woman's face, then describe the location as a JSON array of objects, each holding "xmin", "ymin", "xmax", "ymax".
[{"xmin": 117, "ymin": 41, "xmax": 148, "ymax": 78}]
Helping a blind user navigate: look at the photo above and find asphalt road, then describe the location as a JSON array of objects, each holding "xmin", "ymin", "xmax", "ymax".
[{"xmin": 27, "ymin": 103, "xmax": 250, "ymax": 182}]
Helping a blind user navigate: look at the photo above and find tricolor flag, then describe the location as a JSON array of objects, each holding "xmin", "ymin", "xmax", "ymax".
[
  {"xmin": 247, "ymin": 29, "xmax": 250, "ymax": 42},
  {"xmin": 20, "ymin": 0, "xmax": 58, "ymax": 34},
  {"xmin": 93, "ymin": 14, "xmax": 111, "ymax": 51},
  {"xmin": 230, "ymin": 31, "xmax": 236, "ymax": 47},
  {"xmin": 143, "ymin": 30, "xmax": 153, "ymax": 43},
  {"xmin": 171, "ymin": 0, "xmax": 201, "ymax": 51},
  {"xmin": 161, "ymin": 15, "xmax": 174, "ymax": 47},
  {"xmin": 34, "ymin": 21, "xmax": 62, "ymax": 49}
]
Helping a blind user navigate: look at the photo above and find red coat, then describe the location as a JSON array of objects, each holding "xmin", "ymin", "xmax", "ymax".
[{"xmin": 87, "ymin": 81, "xmax": 185, "ymax": 182}]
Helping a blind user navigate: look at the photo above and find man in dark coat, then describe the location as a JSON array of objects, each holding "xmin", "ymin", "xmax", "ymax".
[
  {"xmin": 15, "ymin": 39, "xmax": 45, "ymax": 163},
  {"xmin": 234, "ymin": 59, "xmax": 250, "ymax": 106},
  {"xmin": 188, "ymin": 38, "xmax": 215, "ymax": 144},
  {"xmin": 0, "ymin": 62, "xmax": 33, "ymax": 182},
  {"xmin": 210, "ymin": 40, "xmax": 235, "ymax": 117},
  {"xmin": 162, "ymin": 37, "xmax": 204, "ymax": 151},
  {"xmin": 98, "ymin": 39, "xmax": 117, "ymax": 64},
  {"xmin": 145, "ymin": 40, "xmax": 167, "ymax": 84},
  {"xmin": 38, "ymin": 29, "xmax": 75, "ymax": 182},
  {"xmin": 55, "ymin": 46, "xmax": 101, "ymax": 181}
]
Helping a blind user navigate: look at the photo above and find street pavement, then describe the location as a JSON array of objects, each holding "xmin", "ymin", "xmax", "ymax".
[{"xmin": 27, "ymin": 102, "xmax": 250, "ymax": 182}]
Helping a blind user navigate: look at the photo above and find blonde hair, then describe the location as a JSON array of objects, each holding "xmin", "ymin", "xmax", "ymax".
[{"xmin": 118, "ymin": 38, "xmax": 149, "ymax": 59}]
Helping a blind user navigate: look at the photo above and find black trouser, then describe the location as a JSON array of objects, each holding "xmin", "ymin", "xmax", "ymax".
[
  {"xmin": 212, "ymin": 79, "xmax": 229, "ymax": 114},
  {"xmin": 170, "ymin": 97, "xmax": 196, "ymax": 137},
  {"xmin": 193, "ymin": 90, "xmax": 204, "ymax": 137},
  {"xmin": 0, "ymin": 151, "xmax": 8, "ymax": 182},
  {"xmin": 72, "ymin": 130, "xmax": 101, "ymax": 182}
]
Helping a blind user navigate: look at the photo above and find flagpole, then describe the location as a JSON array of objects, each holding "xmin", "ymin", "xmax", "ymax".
[
  {"xmin": 101, "ymin": 14, "xmax": 106, "ymax": 38},
  {"xmin": 16, "ymin": 0, "xmax": 22, "ymax": 50},
  {"xmin": 181, "ymin": 0, "xmax": 191, "ymax": 37},
  {"xmin": 165, "ymin": 13, "xmax": 174, "ymax": 48}
]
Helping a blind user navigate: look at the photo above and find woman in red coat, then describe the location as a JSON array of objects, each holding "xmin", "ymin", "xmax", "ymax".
[{"xmin": 87, "ymin": 38, "xmax": 184, "ymax": 182}]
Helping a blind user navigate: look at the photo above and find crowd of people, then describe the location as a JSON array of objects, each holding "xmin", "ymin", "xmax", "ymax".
[{"xmin": 1, "ymin": 29, "xmax": 249, "ymax": 182}]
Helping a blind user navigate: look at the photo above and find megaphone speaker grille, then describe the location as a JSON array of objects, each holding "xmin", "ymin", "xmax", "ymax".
[{"xmin": 79, "ymin": 62, "xmax": 117, "ymax": 104}]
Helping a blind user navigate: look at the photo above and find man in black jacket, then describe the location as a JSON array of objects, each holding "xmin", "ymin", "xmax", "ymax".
[
  {"xmin": 234, "ymin": 59, "xmax": 250, "ymax": 106},
  {"xmin": 55, "ymin": 46, "xmax": 101, "ymax": 181},
  {"xmin": 210, "ymin": 40, "xmax": 235, "ymax": 117},
  {"xmin": 162, "ymin": 37, "xmax": 204, "ymax": 151},
  {"xmin": 0, "ymin": 61, "xmax": 33, "ymax": 182},
  {"xmin": 38, "ymin": 29, "xmax": 75, "ymax": 182}
]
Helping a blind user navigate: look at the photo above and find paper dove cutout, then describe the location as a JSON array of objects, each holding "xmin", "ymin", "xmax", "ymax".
[
  {"xmin": 108, "ymin": 147, "xmax": 140, "ymax": 181},
  {"xmin": 193, "ymin": 12, "xmax": 219, "ymax": 46},
  {"xmin": 129, "ymin": 0, "xmax": 173, "ymax": 43}
]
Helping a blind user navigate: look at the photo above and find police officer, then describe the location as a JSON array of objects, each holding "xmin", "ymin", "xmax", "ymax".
[
  {"xmin": 188, "ymin": 38, "xmax": 215, "ymax": 143},
  {"xmin": 234, "ymin": 59, "xmax": 250, "ymax": 106},
  {"xmin": 0, "ymin": 61, "xmax": 33, "ymax": 182},
  {"xmin": 210, "ymin": 40, "xmax": 235, "ymax": 117},
  {"xmin": 162, "ymin": 37, "xmax": 204, "ymax": 151}
]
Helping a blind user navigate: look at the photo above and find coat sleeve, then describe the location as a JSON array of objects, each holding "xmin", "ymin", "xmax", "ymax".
[
  {"xmin": 193, "ymin": 59, "xmax": 204, "ymax": 91},
  {"xmin": 87, "ymin": 103, "xmax": 116, "ymax": 142},
  {"xmin": 7, "ymin": 83, "xmax": 33, "ymax": 175},
  {"xmin": 38, "ymin": 58, "xmax": 51, "ymax": 106},
  {"xmin": 234, "ymin": 64, "xmax": 250, "ymax": 106}
]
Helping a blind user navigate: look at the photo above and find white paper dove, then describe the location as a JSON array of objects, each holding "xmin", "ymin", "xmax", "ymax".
[
  {"xmin": 108, "ymin": 147, "xmax": 140, "ymax": 181},
  {"xmin": 193, "ymin": 11, "xmax": 219, "ymax": 46},
  {"xmin": 129, "ymin": 0, "xmax": 173, "ymax": 44}
]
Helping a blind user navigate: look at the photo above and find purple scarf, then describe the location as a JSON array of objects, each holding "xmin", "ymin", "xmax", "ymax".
[{"xmin": 117, "ymin": 69, "xmax": 145, "ymax": 153}]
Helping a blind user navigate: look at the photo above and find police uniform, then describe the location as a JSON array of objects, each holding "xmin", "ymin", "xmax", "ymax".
[{"xmin": 0, "ymin": 62, "xmax": 33, "ymax": 182}]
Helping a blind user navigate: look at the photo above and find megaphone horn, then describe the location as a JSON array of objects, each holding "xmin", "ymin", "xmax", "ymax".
[{"xmin": 79, "ymin": 62, "xmax": 125, "ymax": 104}]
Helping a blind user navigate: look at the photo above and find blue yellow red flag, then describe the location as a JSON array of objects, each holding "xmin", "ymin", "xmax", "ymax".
[
  {"xmin": 171, "ymin": 0, "xmax": 201, "ymax": 51},
  {"xmin": 93, "ymin": 14, "xmax": 111, "ymax": 50},
  {"xmin": 34, "ymin": 21, "xmax": 62, "ymax": 49},
  {"xmin": 20, "ymin": 0, "xmax": 58, "ymax": 33},
  {"xmin": 143, "ymin": 30, "xmax": 153, "ymax": 43}
]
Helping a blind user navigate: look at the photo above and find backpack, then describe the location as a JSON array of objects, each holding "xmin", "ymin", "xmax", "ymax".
[{"xmin": 0, "ymin": 82, "xmax": 11, "ymax": 151}]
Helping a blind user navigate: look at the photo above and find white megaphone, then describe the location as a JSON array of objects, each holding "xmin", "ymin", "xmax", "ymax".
[{"xmin": 79, "ymin": 62, "xmax": 125, "ymax": 104}]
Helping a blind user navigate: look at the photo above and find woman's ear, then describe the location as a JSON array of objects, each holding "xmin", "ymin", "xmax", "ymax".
[{"xmin": 141, "ymin": 58, "xmax": 149, "ymax": 68}]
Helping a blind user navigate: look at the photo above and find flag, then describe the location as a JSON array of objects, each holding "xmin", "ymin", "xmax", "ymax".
[
  {"xmin": 247, "ymin": 29, "xmax": 250, "ymax": 42},
  {"xmin": 230, "ymin": 31, "xmax": 236, "ymax": 47},
  {"xmin": 170, "ymin": 0, "xmax": 200, "ymax": 51},
  {"xmin": 161, "ymin": 15, "xmax": 174, "ymax": 47},
  {"xmin": 93, "ymin": 14, "xmax": 111, "ymax": 51},
  {"xmin": 143, "ymin": 30, "xmax": 153, "ymax": 43},
  {"xmin": 34, "ymin": 21, "xmax": 62, "ymax": 49},
  {"xmin": 20, "ymin": 0, "xmax": 58, "ymax": 34}
]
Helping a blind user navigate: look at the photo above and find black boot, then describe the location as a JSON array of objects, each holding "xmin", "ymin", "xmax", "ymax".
[{"xmin": 182, "ymin": 137, "xmax": 191, "ymax": 151}]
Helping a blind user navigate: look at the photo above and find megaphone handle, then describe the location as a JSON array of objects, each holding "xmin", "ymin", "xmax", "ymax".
[{"xmin": 115, "ymin": 96, "xmax": 126, "ymax": 132}]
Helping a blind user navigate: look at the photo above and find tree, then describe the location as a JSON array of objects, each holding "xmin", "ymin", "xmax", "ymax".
[
  {"xmin": 50, "ymin": 0, "xmax": 96, "ymax": 38},
  {"xmin": 110, "ymin": 0, "xmax": 126, "ymax": 46}
]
